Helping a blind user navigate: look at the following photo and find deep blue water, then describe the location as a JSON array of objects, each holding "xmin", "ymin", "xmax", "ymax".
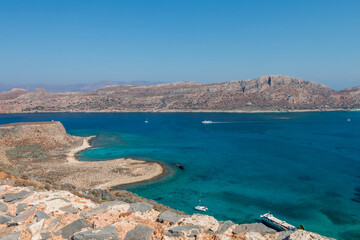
[{"xmin": 0, "ymin": 112, "xmax": 359, "ymax": 239}]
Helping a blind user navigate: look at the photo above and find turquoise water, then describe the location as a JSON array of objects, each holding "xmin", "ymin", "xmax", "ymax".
[{"xmin": 0, "ymin": 112, "xmax": 359, "ymax": 239}]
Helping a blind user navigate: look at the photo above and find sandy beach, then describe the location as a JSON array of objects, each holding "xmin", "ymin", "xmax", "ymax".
[{"xmin": 61, "ymin": 136, "xmax": 165, "ymax": 189}]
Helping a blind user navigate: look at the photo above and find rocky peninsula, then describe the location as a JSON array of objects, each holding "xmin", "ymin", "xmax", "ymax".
[
  {"xmin": 0, "ymin": 121, "xmax": 335, "ymax": 239},
  {"xmin": 0, "ymin": 121, "xmax": 163, "ymax": 190},
  {"xmin": 0, "ymin": 75, "xmax": 359, "ymax": 114}
]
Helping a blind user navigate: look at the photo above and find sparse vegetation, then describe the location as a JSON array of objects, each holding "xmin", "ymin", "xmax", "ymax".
[
  {"xmin": 298, "ymin": 224, "xmax": 305, "ymax": 230},
  {"xmin": 6, "ymin": 144, "xmax": 46, "ymax": 161},
  {"xmin": 0, "ymin": 162, "xmax": 24, "ymax": 176}
]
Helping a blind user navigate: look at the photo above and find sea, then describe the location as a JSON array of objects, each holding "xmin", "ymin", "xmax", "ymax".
[{"xmin": 0, "ymin": 111, "xmax": 359, "ymax": 239}]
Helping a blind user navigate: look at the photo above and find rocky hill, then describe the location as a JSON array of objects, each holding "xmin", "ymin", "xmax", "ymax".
[
  {"xmin": 0, "ymin": 121, "xmax": 80, "ymax": 150},
  {"xmin": 0, "ymin": 75, "xmax": 359, "ymax": 113}
]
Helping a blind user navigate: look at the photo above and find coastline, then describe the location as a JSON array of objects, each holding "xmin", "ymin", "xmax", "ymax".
[
  {"xmin": 0, "ymin": 108, "xmax": 359, "ymax": 114},
  {"xmin": 64, "ymin": 136, "xmax": 165, "ymax": 190},
  {"xmin": 66, "ymin": 136, "xmax": 94, "ymax": 163}
]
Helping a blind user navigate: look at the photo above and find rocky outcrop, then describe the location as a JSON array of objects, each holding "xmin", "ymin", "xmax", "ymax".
[
  {"xmin": 0, "ymin": 75, "xmax": 358, "ymax": 113},
  {"xmin": 0, "ymin": 121, "xmax": 81, "ymax": 149},
  {"xmin": 0, "ymin": 185, "xmax": 334, "ymax": 240}
]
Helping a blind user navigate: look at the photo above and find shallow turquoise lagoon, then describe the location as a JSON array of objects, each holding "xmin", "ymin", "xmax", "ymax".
[{"xmin": 1, "ymin": 112, "xmax": 359, "ymax": 239}]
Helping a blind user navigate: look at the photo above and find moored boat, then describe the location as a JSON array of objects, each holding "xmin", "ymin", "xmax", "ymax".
[
  {"xmin": 260, "ymin": 213, "xmax": 295, "ymax": 231},
  {"xmin": 195, "ymin": 205, "xmax": 208, "ymax": 212}
]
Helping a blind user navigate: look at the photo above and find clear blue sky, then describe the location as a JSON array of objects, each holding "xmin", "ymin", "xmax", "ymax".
[{"xmin": 0, "ymin": 0, "xmax": 359, "ymax": 89}]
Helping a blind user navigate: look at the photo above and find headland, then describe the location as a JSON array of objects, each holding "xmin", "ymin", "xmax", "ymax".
[{"xmin": 0, "ymin": 121, "xmax": 164, "ymax": 190}]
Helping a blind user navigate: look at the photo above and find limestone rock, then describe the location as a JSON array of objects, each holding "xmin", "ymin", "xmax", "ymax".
[
  {"xmin": 15, "ymin": 203, "xmax": 27, "ymax": 215},
  {"xmin": 129, "ymin": 202, "xmax": 153, "ymax": 213},
  {"xmin": 45, "ymin": 217, "xmax": 62, "ymax": 231},
  {"xmin": 0, "ymin": 201, "xmax": 8, "ymax": 212},
  {"xmin": 216, "ymin": 220, "xmax": 235, "ymax": 234},
  {"xmin": 55, "ymin": 218, "xmax": 91, "ymax": 239},
  {"xmin": 244, "ymin": 232, "xmax": 266, "ymax": 240},
  {"xmin": 233, "ymin": 223, "xmax": 276, "ymax": 235},
  {"xmin": 0, "ymin": 215, "xmax": 12, "ymax": 224},
  {"xmin": 275, "ymin": 231, "xmax": 293, "ymax": 240},
  {"xmin": 157, "ymin": 210, "xmax": 183, "ymax": 224},
  {"xmin": 81, "ymin": 201, "xmax": 129, "ymax": 218},
  {"xmin": 166, "ymin": 225, "xmax": 202, "ymax": 237},
  {"xmin": 34, "ymin": 211, "xmax": 50, "ymax": 221},
  {"xmin": 90, "ymin": 189, "xmax": 113, "ymax": 201},
  {"xmin": 2, "ymin": 190, "xmax": 30, "ymax": 202},
  {"xmin": 29, "ymin": 219, "xmax": 45, "ymax": 236},
  {"xmin": 39, "ymin": 232, "xmax": 51, "ymax": 240},
  {"xmin": 124, "ymin": 224, "xmax": 154, "ymax": 240},
  {"xmin": 180, "ymin": 214, "xmax": 219, "ymax": 232},
  {"xmin": 0, "ymin": 232, "xmax": 21, "ymax": 240},
  {"xmin": 287, "ymin": 230, "xmax": 333, "ymax": 240},
  {"xmin": 60, "ymin": 205, "xmax": 79, "ymax": 214},
  {"xmin": 72, "ymin": 225, "xmax": 118, "ymax": 240},
  {"xmin": 12, "ymin": 206, "xmax": 37, "ymax": 223}
]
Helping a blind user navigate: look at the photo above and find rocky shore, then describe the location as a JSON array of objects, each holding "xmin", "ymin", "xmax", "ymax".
[{"xmin": 0, "ymin": 184, "xmax": 334, "ymax": 240}]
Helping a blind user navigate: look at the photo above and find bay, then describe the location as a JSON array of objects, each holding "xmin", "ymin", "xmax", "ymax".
[{"xmin": 1, "ymin": 111, "xmax": 359, "ymax": 239}]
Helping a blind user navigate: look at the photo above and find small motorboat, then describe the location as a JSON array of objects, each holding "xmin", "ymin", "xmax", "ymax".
[
  {"xmin": 195, "ymin": 205, "xmax": 208, "ymax": 212},
  {"xmin": 202, "ymin": 120, "xmax": 213, "ymax": 124},
  {"xmin": 145, "ymin": 117, "xmax": 149, "ymax": 123},
  {"xmin": 195, "ymin": 192, "xmax": 208, "ymax": 212}
]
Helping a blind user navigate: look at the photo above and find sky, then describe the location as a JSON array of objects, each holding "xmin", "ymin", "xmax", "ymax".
[{"xmin": 0, "ymin": 0, "xmax": 359, "ymax": 89}]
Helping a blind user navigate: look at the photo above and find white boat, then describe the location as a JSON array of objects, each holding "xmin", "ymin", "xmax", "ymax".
[
  {"xmin": 194, "ymin": 192, "xmax": 208, "ymax": 212},
  {"xmin": 194, "ymin": 205, "xmax": 208, "ymax": 212},
  {"xmin": 260, "ymin": 213, "xmax": 295, "ymax": 231},
  {"xmin": 145, "ymin": 117, "xmax": 149, "ymax": 123},
  {"xmin": 202, "ymin": 120, "xmax": 213, "ymax": 124}
]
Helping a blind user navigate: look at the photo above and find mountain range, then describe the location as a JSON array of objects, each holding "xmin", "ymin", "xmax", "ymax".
[
  {"xmin": 0, "ymin": 75, "xmax": 359, "ymax": 113},
  {"xmin": 0, "ymin": 80, "xmax": 165, "ymax": 93}
]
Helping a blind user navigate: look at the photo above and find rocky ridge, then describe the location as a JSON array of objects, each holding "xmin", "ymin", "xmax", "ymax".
[
  {"xmin": 0, "ymin": 75, "xmax": 359, "ymax": 113},
  {"xmin": 0, "ymin": 185, "xmax": 334, "ymax": 240}
]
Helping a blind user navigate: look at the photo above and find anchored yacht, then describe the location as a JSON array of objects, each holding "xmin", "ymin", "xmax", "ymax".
[{"xmin": 260, "ymin": 213, "xmax": 295, "ymax": 231}]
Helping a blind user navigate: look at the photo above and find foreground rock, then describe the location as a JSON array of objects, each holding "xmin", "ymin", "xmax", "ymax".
[{"xmin": 0, "ymin": 185, "xmax": 334, "ymax": 240}]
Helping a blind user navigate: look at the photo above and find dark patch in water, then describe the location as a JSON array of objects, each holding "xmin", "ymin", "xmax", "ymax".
[
  {"xmin": 154, "ymin": 197, "xmax": 163, "ymax": 201},
  {"xmin": 227, "ymin": 179, "xmax": 238, "ymax": 185},
  {"xmin": 351, "ymin": 197, "xmax": 360, "ymax": 203},
  {"xmin": 297, "ymin": 175, "xmax": 313, "ymax": 182},
  {"xmin": 354, "ymin": 187, "xmax": 360, "ymax": 192},
  {"xmin": 354, "ymin": 192, "xmax": 360, "ymax": 197},
  {"xmin": 339, "ymin": 228, "xmax": 360, "ymax": 240},
  {"xmin": 220, "ymin": 190, "xmax": 314, "ymax": 220},
  {"xmin": 324, "ymin": 191, "xmax": 342, "ymax": 198},
  {"xmin": 320, "ymin": 209, "xmax": 357, "ymax": 225}
]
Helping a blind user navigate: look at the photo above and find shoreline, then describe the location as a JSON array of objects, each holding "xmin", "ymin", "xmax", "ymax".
[
  {"xmin": 65, "ymin": 136, "xmax": 166, "ymax": 189},
  {"xmin": 66, "ymin": 136, "xmax": 95, "ymax": 163},
  {"xmin": 1, "ymin": 108, "xmax": 359, "ymax": 114}
]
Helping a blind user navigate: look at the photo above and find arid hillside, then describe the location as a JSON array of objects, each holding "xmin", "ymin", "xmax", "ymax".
[{"xmin": 0, "ymin": 75, "xmax": 359, "ymax": 113}]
